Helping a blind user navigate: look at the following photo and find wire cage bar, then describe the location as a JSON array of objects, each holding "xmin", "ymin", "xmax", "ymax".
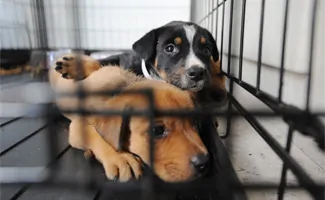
[{"xmin": 0, "ymin": 0, "xmax": 324, "ymax": 200}]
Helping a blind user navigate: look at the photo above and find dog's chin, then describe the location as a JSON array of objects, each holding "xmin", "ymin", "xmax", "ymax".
[
  {"xmin": 181, "ymin": 80, "xmax": 206, "ymax": 92},
  {"xmin": 161, "ymin": 171, "xmax": 208, "ymax": 184},
  {"xmin": 175, "ymin": 168, "xmax": 210, "ymax": 184}
]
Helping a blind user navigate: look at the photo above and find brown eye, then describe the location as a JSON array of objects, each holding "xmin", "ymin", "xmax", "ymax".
[
  {"xmin": 165, "ymin": 44, "xmax": 177, "ymax": 53},
  {"xmin": 152, "ymin": 125, "xmax": 167, "ymax": 138},
  {"xmin": 203, "ymin": 47, "xmax": 211, "ymax": 56}
]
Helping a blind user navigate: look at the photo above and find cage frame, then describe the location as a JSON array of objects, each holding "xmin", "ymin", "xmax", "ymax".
[{"xmin": 0, "ymin": 0, "xmax": 324, "ymax": 200}]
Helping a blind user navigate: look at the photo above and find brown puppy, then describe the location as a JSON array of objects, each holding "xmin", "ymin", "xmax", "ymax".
[{"xmin": 49, "ymin": 54, "xmax": 209, "ymax": 182}]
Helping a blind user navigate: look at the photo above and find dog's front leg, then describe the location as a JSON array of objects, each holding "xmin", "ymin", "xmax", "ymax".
[{"xmin": 68, "ymin": 119, "xmax": 142, "ymax": 182}]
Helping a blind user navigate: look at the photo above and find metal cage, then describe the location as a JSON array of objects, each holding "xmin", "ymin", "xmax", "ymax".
[{"xmin": 0, "ymin": 0, "xmax": 324, "ymax": 200}]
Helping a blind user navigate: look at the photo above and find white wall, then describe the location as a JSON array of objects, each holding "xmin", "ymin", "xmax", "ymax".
[
  {"xmin": 192, "ymin": 0, "xmax": 324, "ymax": 111},
  {"xmin": 0, "ymin": 0, "xmax": 33, "ymax": 49},
  {"xmin": 0, "ymin": 0, "xmax": 191, "ymax": 50}
]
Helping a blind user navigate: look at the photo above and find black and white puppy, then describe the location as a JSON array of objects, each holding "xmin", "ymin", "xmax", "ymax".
[{"xmin": 98, "ymin": 21, "xmax": 227, "ymax": 108}]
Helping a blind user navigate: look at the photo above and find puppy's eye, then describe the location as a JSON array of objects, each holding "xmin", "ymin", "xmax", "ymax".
[
  {"xmin": 152, "ymin": 125, "xmax": 167, "ymax": 138},
  {"xmin": 165, "ymin": 44, "xmax": 177, "ymax": 54},
  {"xmin": 203, "ymin": 47, "xmax": 211, "ymax": 56}
]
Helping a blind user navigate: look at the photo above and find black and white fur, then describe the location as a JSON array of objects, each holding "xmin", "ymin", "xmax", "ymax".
[{"xmin": 98, "ymin": 21, "xmax": 226, "ymax": 106}]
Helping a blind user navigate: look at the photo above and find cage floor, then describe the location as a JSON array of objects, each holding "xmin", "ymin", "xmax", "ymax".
[
  {"xmin": 0, "ymin": 75, "xmax": 246, "ymax": 200},
  {"xmin": 217, "ymin": 107, "xmax": 325, "ymax": 199}
]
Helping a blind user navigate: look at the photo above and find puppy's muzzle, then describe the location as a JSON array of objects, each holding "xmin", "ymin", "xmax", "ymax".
[{"xmin": 186, "ymin": 66, "xmax": 207, "ymax": 82}]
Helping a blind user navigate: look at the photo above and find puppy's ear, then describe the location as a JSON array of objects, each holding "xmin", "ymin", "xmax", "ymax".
[
  {"xmin": 93, "ymin": 107, "xmax": 132, "ymax": 152},
  {"xmin": 93, "ymin": 116, "xmax": 122, "ymax": 150},
  {"xmin": 206, "ymin": 30, "xmax": 220, "ymax": 62},
  {"xmin": 132, "ymin": 29, "xmax": 159, "ymax": 62}
]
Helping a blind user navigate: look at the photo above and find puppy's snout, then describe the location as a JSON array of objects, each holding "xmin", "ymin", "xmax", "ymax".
[
  {"xmin": 186, "ymin": 66, "xmax": 206, "ymax": 81},
  {"xmin": 191, "ymin": 153, "xmax": 209, "ymax": 173}
]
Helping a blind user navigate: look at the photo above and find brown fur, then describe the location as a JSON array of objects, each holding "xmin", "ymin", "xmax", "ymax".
[
  {"xmin": 49, "ymin": 54, "xmax": 208, "ymax": 183},
  {"xmin": 158, "ymin": 70, "xmax": 168, "ymax": 80},
  {"xmin": 210, "ymin": 58, "xmax": 226, "ymax": 93},
  {"xmin": 200, "ymin": 37, "xmax": 206, "ymax": 44},
  {"xmin": 154, "ymin": 58, "xmax": 158, "ymax": 68},
  {"xmin": 174, "ymin": 37, "xmax": 182, "ymax": 45}
]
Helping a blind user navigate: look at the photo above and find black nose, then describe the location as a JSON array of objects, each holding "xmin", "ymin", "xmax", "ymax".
[
  {"xmin": 191, "ymin": 154, "xmax": 209, "ymax": 173},
  {"xmin": 186, "ymin": 66, "xmax": 206, "ymax": 81}
]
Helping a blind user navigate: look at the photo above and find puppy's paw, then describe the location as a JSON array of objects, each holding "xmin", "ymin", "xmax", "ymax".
[
  {"xmin": 54, "ymin": 54, "xmax": 76, "ymax": 79},
  {"xmin": 54, "ymin": 54, "xmax": 101, "ymax": 80},
  {"xmin": 103, "ymin": 152, "xmax": 143, "ymax": 182}
]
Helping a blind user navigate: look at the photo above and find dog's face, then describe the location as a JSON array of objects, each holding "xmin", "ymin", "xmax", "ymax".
[
  {"xmin": 132, "ymin": 21, "xmax": 224, "ymax": 94},
  {"xmin": 94, "ymin": 81, "xmax": 209, "ymax": 182}
]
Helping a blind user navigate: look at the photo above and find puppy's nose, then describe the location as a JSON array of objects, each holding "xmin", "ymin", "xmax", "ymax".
[
  {"xmin": 191, "ymin": 153, "xmax": 209, "ymax": 173},
  {"xmin": 186, "ymin": 66, "xmax": 206, "ymax": 81}
]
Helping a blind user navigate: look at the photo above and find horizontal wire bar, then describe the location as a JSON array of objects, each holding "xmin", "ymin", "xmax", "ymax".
[
  {"xmin": 58, "ymin": 107, "xmax": 325, "ymax": 118},
  {"xmin": 2, "ymin": 178, "xmax": 324, "ymax": 192},
  {"xmin": 56, "ymin": 88, "xmax": 153, "ymax": 98},
  {"xmin": 0, "ymin": 48, "xmax": 131, "ymax": 52}
]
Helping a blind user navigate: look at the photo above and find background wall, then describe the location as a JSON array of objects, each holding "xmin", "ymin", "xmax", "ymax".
[
  {"xmin": 192, "ymin": 0, "xmax": 324, "ymax": 112},
  {"xmin": 0, "ymin": 0, "xmax": 191, "ymax": 50}
]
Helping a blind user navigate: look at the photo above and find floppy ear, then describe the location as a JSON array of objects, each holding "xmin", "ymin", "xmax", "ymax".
[
  {"xmin": 92, "ymin": 106, "xmax": 133, "ymax": 152},
  {"xmin": 93, "ymin": 116, "xmax": 123, "ymax": 151},
  {"xmin": 132, "ymin": 29, "xmax": 158, "ymax": 62},
  {"xmin": 206, "ymin": 30, "xmax": 220, "ymax": 62}
]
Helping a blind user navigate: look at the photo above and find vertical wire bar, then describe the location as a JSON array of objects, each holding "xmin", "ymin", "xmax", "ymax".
[
  {"xmin": 305, "ymin": 0, "xmax": 318, "ymax": 111},
  {"xmin": 72, "ymin": 0, "xmax": 93, "ymax": 188},
  {"xmin": 69, "ymin": 0, "xmax": 81, "ymax": 184},
  {"xmin": 207, "ymin": 0, "xmax": 211, "ymax": 30},
  {"xmin": 215, "ymin": 0, "xmax": 219, "ymax": 40},
  {"xmin": 205, "ymin": 0, "xmax": 208, "ymax": 28},
  {"xmin": 47, "ymin": 0, "xmax": 55, "ymax": 50},
  {"xmin": 219, "ymin": 0, "xmax": 226, "ymax": 71},
  {"xmin": 31, "ymin": 0, "xmax": 40, "ymax": 48},
  {"xmin": 190, "ymin": 0, "xmax": 196, "ymax": 22},
  {"xmin": 24, "ymin": 0, "xmax": 33, "ymax": 50},
  {"xmin": 145, "ymin": 90, "xmax": 155, "ymax": 200},
  {"xmin": 222, "ymin": 0, "xmax": 233, "ymax": 137},
  {"xmin": 238, "ymin": 0, "xmax": 247, "ymax": 81},
  {"xmin": 210, "ymin": 0, "xmax": 215, "ymax": 34},
  {"xmin": 277, "ymin": 127, "xmax": 294, "ymax": 200},
  {"xmin": 256, "ymin": 0, "xmax": 266, "ymax": 92},
  {"xmin": 226, "ymin": 0, "xmax": 234, "ymax": 75},
  {"xmin": 38, "ymin": 0, "xmax": 48, "ymax": 50},
  {"xmin": 278, "ymin": 0, "xmax": 290, "ymax": 103},
  {"xmin": 221, "ymin": 78, "xmax": 234, "ymax": 139},
  {"xmin": 34, "ymin": 0, "xmax": 59, "ymax": 181}
]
